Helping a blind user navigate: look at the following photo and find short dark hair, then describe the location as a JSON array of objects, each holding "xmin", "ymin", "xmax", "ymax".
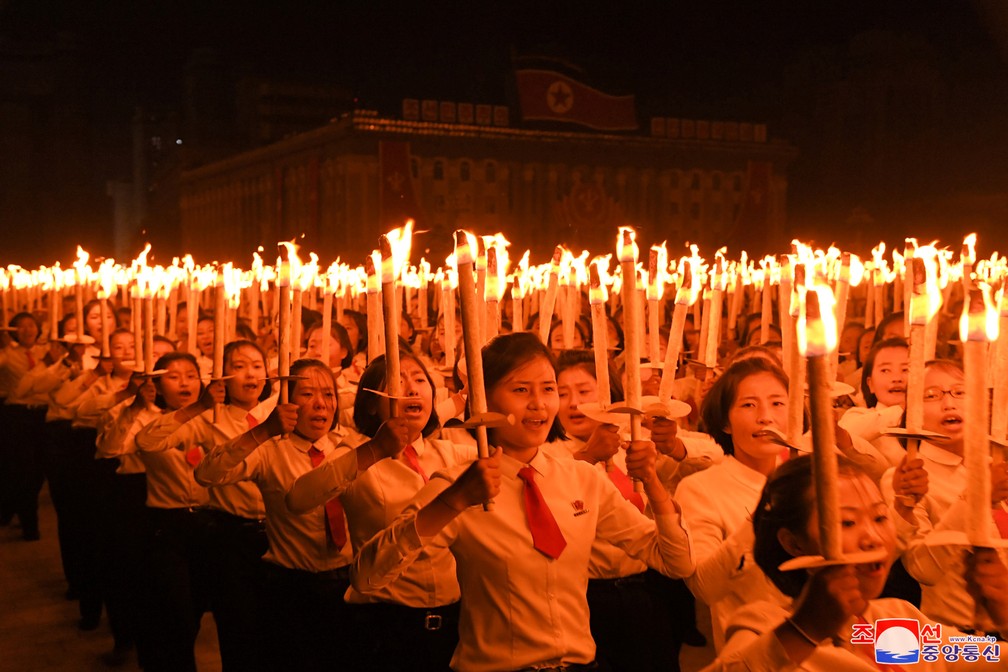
[
  {"xmin": 152, "ymin": 352, "xmax": 202, "ymax": 410},
  {"xmin": 353, "ymin": 352, "xmax": 440, "ymax": 439},
  {"xmin": 305, "ymin": 321, "xmax": 355, "ymax": 370},
  {"xmin": 222, "ymin": 339, "xmax": 273, "ymax": 404},
  {"xmin": 289, "ymin": 358, "xmax": 340, "ymax": 430},
  {"xmin": 555, "ymin": 349, "xmax": 625, "ymax": 403},
  {"xmin": 700, "ymin": 357, "xmax": 793, "ymax": 456},
  {"xmin": 9, "ymin": 312, "xmax": 40, "ymax": 343},
  {"xmin": 860, "ymin": 337, "xmax": 909, "ymax": 408},
  {"xmin": 341, "ymin": 310, "xmax": 368, "ymax": 354},
  {"xmin": 753, "ymin": 455, "xmax": 866, "ymax": 598},
  {"xmin": 481, "ymin": 332, "xmax": 566, "ymax": 443},
  {"xmin": 871, "ymin": 311, "xmax": 905, "ymax": 346}
]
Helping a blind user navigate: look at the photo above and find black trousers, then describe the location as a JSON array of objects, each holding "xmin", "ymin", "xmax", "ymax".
[
  {"xmin": 587, "ymin": 570, "xmax": 687, "ymax": 672},
  {"xmin": 40, "ymin": 419, "xmax": 77, "ymax": 589},
  {"xmin": 142, "ymin": 507, "xmax": 213, "ymax": 672},
  {"xmin": 353, "ymin": 601, "xmax": 460, "ymax": 672},
  {"xmin": 104, "ymin": 472, "xmax": 149, "ymax": 653},
  {"xmin": 200, "ymin": 509, "xmax": 268, "ymax": 672},
  {"xmin": 1, "ymin": 404, "xmax": 47, "ymax": 537},
  {"xmin": 257, "ymin": 562, "xmax": 364, "ymax": 672}
]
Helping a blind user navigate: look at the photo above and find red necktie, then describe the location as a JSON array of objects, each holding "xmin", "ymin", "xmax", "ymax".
[
  {"xmin": 993, "ymin": 507, "xmax": 1008, "ymax": 539},
  {"xmin": 25, "ymin": 350, "xmax": 35, "ymax": 369},
  {"xmin": 401, "ymin": 444, "xmax": 428, "ymax": 483},
  {"xmin": 246, "ymin": 413, "xmax": 258, "ymax": 429},
  {"xmin": 607, "ymin": 466, "xmax": 645, "ymax": 512},
  {"xmin": 517, "ymin": 466, "xmax": 567, "ymax": 560},
  {"xmin": 308, "ymin": 446, "xmax": 348, "ymax": 549},
  {"xmin": 185, "ymin": 447, "xmax": 203, "ymax": 468}
]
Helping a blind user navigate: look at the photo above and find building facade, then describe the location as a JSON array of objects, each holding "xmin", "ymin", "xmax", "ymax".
[{"xmin": 179, "ymin": 109, "xmax": 797, "ymax": 262}]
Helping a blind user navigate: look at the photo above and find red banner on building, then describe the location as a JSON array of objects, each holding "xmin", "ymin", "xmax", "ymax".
[
  {"xmin": 515, "ymin": 69, "xmax": 638, "ymax": 131},
  {"xmin": 727, "ymin": 160, "xmax": 773, "ymax": 251},
  {"xmin": 379, "ymin": 141, "xmax": 423, "ymax": 228}
]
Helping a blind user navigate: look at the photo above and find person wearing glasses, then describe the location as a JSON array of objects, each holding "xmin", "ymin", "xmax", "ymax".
[{"xmin": 886, "ymin": 358, "xmax": 1008, "ymax": 636}]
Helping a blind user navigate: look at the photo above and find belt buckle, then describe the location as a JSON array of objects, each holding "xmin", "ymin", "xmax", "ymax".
[{"xmin": 424, "ymin": 613, "xmax": 442, "ymax": 631}]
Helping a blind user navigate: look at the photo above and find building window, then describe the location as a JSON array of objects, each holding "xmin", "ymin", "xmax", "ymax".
[
  {"xmin": 433, "ymin": 160, "xmax": 444, "ymax": 181},
  {"xmin": 485, "ymin": 161, "xmax": 496, "ymax": 183},
  {"xmin": 690, "ymin": 172, "xmax": 701, "ymax": 190},
  {"xmin": 460, "ymin": 161, "xmax": 471, "ymax": 182}
]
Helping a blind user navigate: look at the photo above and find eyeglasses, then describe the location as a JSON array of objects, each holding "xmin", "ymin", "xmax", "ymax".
[{"xmin": 922, "ymin": 386, "xmax": 966, "ymax": 402}]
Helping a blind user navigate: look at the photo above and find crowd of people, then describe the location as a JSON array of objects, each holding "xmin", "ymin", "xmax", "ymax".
[{"xmin": 1, "ymin": 289, "xmax": 1007, "ymax": 671}]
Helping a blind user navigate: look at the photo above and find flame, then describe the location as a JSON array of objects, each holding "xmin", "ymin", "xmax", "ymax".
[
  {"xmin": 675, "ymin": 244, "xmax": 703, "ymax": 305},
  {"xmin": 797, "ymin": 272, "xmax": 838, "ymax": 357},
  {"xmin": 73, "ymin": 245, "xmax": 91, "ymax": 283},
  {"xmin": 960, "ymin": 283, "xmax": 999, "ymax": 342},
  {"xmin": 365, "ymin": 250, "xmax": 382, "ymax": 294},
  {"xmin": 962, "ymin": 233, "xmax": 977, "ymax": 266},
  {"xmin": 223, "ymin": 263, "xmax": 242, "ymax": 308},
  {"xmin": 647, "ymin": 244, "xmax": 667, "ymax": 300},
  {"xmin": 95, "ymin": 259, "xmax": 117, "ymax": 299},
  {"xmin": 616, "ymin": 226, "xmax": 638, "ymax": 263},
  {"xmin": 908, "ymin": 245, "xmax": 943, "ymax": 325},
  {"xmin": 589, "ymin": 257, "xmax": 609, "ymax": 305},
  {"xmin": 385, "ymin": 220, "xmax": 414, "ymax": 276},
  {"xmin": 277, "ymin": 240, "xmax": 302, "ymax": 288},
  {"xmin": 483, "ymin": 240, "xmax": 509, "ymax": 302}
]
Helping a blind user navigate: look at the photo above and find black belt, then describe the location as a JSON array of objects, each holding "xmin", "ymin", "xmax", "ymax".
[
  {"xmin": 198, "ymin": 507, "xmax": 265, "ymax": 530},
  {"xmin": 263, "ymin": 561, "xmax": 351, "ymax": 583},
  {"xmin": 357, "ymin": 601, "xmax": 459, "ymax": 632},
  {"xmin": 588, "ymin": 571, "xmax": 649, "ymax": 590},
  {"xmin": 514, "ymin": 663, "xmax": 597, "ymax": 672}
]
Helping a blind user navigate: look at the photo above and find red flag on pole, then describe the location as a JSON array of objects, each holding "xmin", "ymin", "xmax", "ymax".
[
  {"xmin": 379, "ymin": 141, "xmax": 423, "ymax": 227},
  {"xmin": 515, "ymin": 69, "xmax": 637, "ymax": 131}
]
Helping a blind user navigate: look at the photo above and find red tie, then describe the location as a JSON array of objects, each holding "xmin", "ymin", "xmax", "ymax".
[
  {"xmin": 607, "ymin": 466, "xmax": 645, "ymax": 512},
  {"xmin": 993, "ymin": 507, "xmax": 1008, "ymax": 539},
  {"xmin": 185, "ymin": 447, "xmax": 203, "ymax": 468},
  {"xmin": 246, "ymin": 413, "xmax": 258, "ymax": 429},
  {"xmin": 517, "ymin": 466, "xmax": 567, "ymax": 560},
  {"xmin": 401, "ymin": 444, "xmax": 428, "ymax": 483},
  {"xmin": 308, "ymin": 446, "xmax": 348, "ymax": 550},
  {"xmin": 25, "ymin": 349, "xmax": 35, "ymax": 369}
]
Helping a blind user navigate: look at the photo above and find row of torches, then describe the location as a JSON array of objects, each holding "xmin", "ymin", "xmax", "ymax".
[{"xmin": 2, "ymin": 228, "xmax": 1007, "ymax": 561}]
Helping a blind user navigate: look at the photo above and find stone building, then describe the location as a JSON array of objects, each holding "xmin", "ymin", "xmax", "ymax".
[{"xmin": 179, "ymin": 106, "xmax": 797, "ymax": 262}]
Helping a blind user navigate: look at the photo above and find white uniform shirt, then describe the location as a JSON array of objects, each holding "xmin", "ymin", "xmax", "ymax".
[
  {"xmin": 353, "ymin": 447, "xmax": 695, "ymax": 672},
  {"xmin": 196, "ymin": 431, "xmax": 354, "ymax": 572},
  {"xmin": 138, "ymin": 402, "xmax": 275, "ymax": 520},
  {"xmin": 292, "ymin": 434, "xmax": 478, "ymax": 606},
  {"xmin": 95, "ymin": 397, "xmax": 154, "ymax": 474},
  {"xmin": 839, "ymin": 402, "xmax": 906, "ymax": 467},
  {"xmin": 677, "ymin": 456, "xmax": 792, "ymax": 651},
  {"xmin": 135, "ymin": 410, "xmax": 210, "ymax": 509},
  {"xmin": 881, "ymin": 441, "xmax": 1006, "ymax": 632}
]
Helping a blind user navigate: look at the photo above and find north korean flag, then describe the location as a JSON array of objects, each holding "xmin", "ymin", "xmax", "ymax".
[{"xmin": 515, "ymin": 69, "xmax": 638, "ymax": 131}]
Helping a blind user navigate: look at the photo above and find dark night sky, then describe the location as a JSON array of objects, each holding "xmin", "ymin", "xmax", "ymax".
[{"xmin": 3, "ymin": 0, "xmax": 1008, "ymax": 263}]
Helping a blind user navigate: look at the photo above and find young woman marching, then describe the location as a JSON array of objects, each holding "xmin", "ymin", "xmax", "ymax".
[
  {"xmin": 704, "ymin": 455, "xmax": 1008, "ymax": 671},
  {"xmin": 286, "ymin": 350, "xmax": 478, "ymax": 671},
  {"xmin": 354, "ymin": 332, "xmax": 694, "ymax": 672}
]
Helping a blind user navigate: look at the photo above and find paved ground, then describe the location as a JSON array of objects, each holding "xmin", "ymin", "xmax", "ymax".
[
  {"xmin": 1, "ymin": 486, "xmax": 715, "ymax": 671},
  {"xmin": 0, "ymin": 487, "xmax": 221, "ymax": 672}
]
